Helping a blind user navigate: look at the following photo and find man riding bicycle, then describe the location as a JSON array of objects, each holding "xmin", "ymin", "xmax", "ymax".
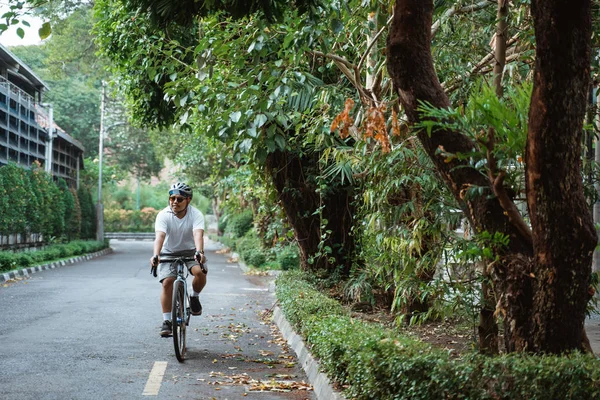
[{"xmin": 150, "ymin": 182, "xmax": 207, "ymax": 337}]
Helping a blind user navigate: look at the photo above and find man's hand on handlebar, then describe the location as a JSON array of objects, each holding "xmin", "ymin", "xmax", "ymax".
[
  {"xmin": 150, "ymin": 255, "xmax": 159, "ymax": 277},
  {"xmin": 194, "ymin": 250, "xmax": 208, "ymax": 274}
]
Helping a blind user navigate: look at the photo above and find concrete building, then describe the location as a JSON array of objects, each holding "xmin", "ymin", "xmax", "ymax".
[{"xmin": 0, "ymin": 43, "xmax": 84, "ymax": 188}]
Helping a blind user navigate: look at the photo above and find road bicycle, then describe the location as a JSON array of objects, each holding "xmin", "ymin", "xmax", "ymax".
[
  {"xmin": 171, "ymin": 256, "xmax": 195, "ymax": 362},
  {"xmin": 155, "ymin": 256, "xmax": 194, "ymax": 362},
  {"xmin": 151, "ymin": 255, "xmax": 207, "ymax": 362}
]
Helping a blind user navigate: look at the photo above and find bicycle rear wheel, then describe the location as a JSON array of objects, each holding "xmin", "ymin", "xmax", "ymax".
[{"xmin": 172, "ymin": 280, "xmax": 187, "ymax": 362}]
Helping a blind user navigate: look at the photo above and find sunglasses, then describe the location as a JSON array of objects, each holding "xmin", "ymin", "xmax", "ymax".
[{"xmin": 169, "ymin": 196, "xmax": 187, "ymax": 203}]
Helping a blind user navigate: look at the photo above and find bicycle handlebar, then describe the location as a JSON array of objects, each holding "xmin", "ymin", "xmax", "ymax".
[{"xmin": 151, "ymin": 256, "xmax": 208, "ymax": 276}]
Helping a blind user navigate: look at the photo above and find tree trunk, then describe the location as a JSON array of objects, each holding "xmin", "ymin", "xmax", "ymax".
[
  {"xmin": 265, "ymin": 149, "xmax": 355, "ymax": 276},
  {"xmin": 388, "ymin": 0, "xmax": 596, "ymax": 353},
  {"xmin": 526, "ymin": 0, "xmax": 596, "ymax": 353},
  {"xmin": 387, "ymin": 0, "xmax": 534, "ymax": 352},
  {"xmin": 477, "ymin": 0, "xmax": 508, "ymax": 355},
  {"xmin": 478, "ymin": 278, "xmax": 498, "ymax": 355}
]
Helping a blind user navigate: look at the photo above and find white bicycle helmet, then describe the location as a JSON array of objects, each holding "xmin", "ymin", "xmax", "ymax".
[{"xmin": 169, "ymin": 182, "xmax": 193, "ymax": 198}]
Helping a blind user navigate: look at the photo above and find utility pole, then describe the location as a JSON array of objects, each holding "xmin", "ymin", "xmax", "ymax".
[{"xmin": 96, "ymin": 81, "xmax": 106, "ymax": 242}]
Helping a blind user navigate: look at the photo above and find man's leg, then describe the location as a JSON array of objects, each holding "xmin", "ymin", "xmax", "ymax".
[
  {"xmin": 190, "ymin": 265, "xmax": 207, "ymax": 293},
  {"xmin": 189, "ymin": 265, "xmax": 207, "ymax": 315},
  {"xmin": 160, "ymin": 277, "xmax": 175, "ymax": 336}
]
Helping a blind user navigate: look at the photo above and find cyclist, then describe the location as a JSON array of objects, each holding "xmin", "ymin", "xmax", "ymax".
[{"xmin": 150, "ymin": 182, "xmax": 207, "ymax": 337}]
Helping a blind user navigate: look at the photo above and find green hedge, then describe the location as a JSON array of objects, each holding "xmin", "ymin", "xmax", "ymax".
[
  {"xmin": 0, "ymin": 162, "xmax": 94, "ymax": 242},
  {"xmin": 275, "ymin": 271, "xmax": 600, "ymax": 400},
  {"xmin": 0, "ymin": 240, "xmax": 108, "ymax": 273}
]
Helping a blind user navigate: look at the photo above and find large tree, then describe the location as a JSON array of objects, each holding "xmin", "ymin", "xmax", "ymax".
[
  {"xmin": 386, "ymin": 0, "xmax": 596, "ymax": 353},
  {"xmin": 94, "ymin": 1, "xmax": 359, "ymax": 275}
]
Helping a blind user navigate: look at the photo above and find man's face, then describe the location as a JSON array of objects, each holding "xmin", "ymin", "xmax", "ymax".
[{"xmin": 169, "ymin": 195, "xmax": 190, "ymax": 211}]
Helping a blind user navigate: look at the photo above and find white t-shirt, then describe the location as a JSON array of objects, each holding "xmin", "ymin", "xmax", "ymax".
[{"xmin": 155, "ymin": 205, "xmax": 205, "ymax": 254}]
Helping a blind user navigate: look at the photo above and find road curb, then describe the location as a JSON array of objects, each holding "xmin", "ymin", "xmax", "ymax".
[
  {"xmin": 273, "ymin": 306, "xmax": 347, "ymax": 400},
  {"xmin": 232, "ymin": 251, "xmax": 346, "ymax": 400},
  {"xmin": 1, "ymin": 248, "xmax": 114, "ymax": 283}
]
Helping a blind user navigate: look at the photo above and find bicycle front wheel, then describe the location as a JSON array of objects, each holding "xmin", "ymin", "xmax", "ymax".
[{"xmin": 172, "ymin": 280, "xmax": 187, "ymax": 362}]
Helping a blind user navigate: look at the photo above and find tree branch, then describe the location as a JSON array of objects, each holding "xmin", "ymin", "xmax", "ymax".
[
  {"xmin": 312, "ymin": 50, "xmax": 373, "ymax": 103},
  {"xmin": 431, "ymin": 0, "xmax": 495, "ymax": 38},
  {"xmin": 357, "ymin": 14, "xmax": 394, "ymax": 72},
  {"xmin": 441, "ymin": 34, "xmax": 520, "ymax": 93}
]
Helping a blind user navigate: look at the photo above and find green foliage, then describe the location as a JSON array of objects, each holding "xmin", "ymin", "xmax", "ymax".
[
  {"xmin": 103, "ymin": 207, "xmax": 158, "ymax": 232},
  {"xmin": 0, "ymin": 240, "xmax": 107, "ymax": 272},
  {"xmin": 43, "ymin": 78, "xmax": 101, "ymax": 157},
  {"xmin": 0, "ymin": 252, "xmax": 16, "ymax": 271},
  {"xmin": 230, "ymin": 229, "xmax": 270, "ymax": 268},
  {"xmin": 418, "ymin": 82, "xmax": 531, "ymax": 196},
  {"xmin": 27, "ymin": 163, "xmax": 67, "ymax": 238},
  {"xmin": 94, "ymin": 0, "xmax": 364, "ymax": 277},
  {"xmin": 343, "ymin": 137, "xmax": 461, "ymax": 323},
  {"xmin": 218, "ymin": 217, "xmax": 228, "ymax": 235},
  {"xmin": 63, "ymin": 186, "xmax": 81, "ymax": 240},
  {"xmin": 0, "ymin": 163, "xmax": 28, "ymax": 234},
  {"xmin": 276, "ymin": 271, "xmax": 347, "ymax": 327},
  {"xmin": 276, "ymin": 245, "xmax": 300, "ymax": 270},
  {"xmin": 0, "ymin": 163, "xmax": 81, "ymax": 242},
  {"xmin": 13, "ymin": 252, "xmax": 34, "ymax": 268},
  {"xmin": 224, "ymin": 209, "xmax": 254, "ymax": 238},
  {"xmin": 79, "ymin": 158, "xmax": 126, "ymax": 195},
  {"xmin": 108, "ymin": 125, "xmax": 164, "ymax": 181},
  {"xmin": 138, "ymin": 181, "xmax": 170, "ymax": 210},
  {"xmin": 77, "ymin": 186, "xmax": 96, "ymax": 239},
  {"xmin": 94, "ymin": 0, "xmax": 198, "ymax": 127},
  {"xmin": 276, "ymin": 272, "xmax": 600, "ymax": 400},
  {"xmin": 234, "ymin": 231, "xmax": 260, "ymax": 252},
  {"xmin": 242, "ymin": 248, "xmax": 267, "ymax": 268}
]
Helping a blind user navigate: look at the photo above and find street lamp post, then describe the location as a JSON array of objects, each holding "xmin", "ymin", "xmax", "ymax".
[
  {"xmin": 96, "ymin": 82, "xmax": 106, "ymax": 242},
  {"xmin": 95, "ymin": 82, "xmax": 128, "ymax": 242}
]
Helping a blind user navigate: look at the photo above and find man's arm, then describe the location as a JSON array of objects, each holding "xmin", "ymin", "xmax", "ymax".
[
  {"xmin": 151, "ymin": 231, "xmax": 166, "ymax": 264},
  {"xmin": 193, "ymin": 228, "xmax": 206, "ymax": 264}
]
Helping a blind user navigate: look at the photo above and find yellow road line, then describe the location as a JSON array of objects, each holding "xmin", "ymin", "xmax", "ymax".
[{"xmin": 142, "ymin": 361, "xmax": 168, "ymax": 396}]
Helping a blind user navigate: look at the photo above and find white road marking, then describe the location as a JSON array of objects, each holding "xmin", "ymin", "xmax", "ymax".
[{"xmin": 142, "ymin": 361, "xmax": 168, "ymax": 396}]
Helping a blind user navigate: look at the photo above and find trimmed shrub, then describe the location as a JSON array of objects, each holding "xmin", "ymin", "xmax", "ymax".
[
  {"xmin": 0, "ymin": 240, "xmax": 107, "ymax": 273},
  {"xmin": 0, "ymin": 252, "xmax": 16, "ymax": 272},
  {"xmin": 78, "ymin": 186, "xmax": 96, "ymax": 239},
  {"xmin": 242, "ymin": 248, "xmax": 267, "ymax": 267},
  {"xmin": 275, "ymin": 271, "xmax": 600, "ymax": 400},
  {"xmin": 276, "ymin": 245, "xmax": 300, "ymax": 270},
  {"xmin": 43, "ymin": 246, "xmax": 63, "ymax": 260},
  {"xmin": 225, "ymin": 210, "xmax": 254, "ymax": 238},
  {"xmin": 235, "ymin": 232, "xmax": 261, "ymax": 253},
  {"xmin": 14, "ymin": 253, "xmax": 33, "ymax": 268}
]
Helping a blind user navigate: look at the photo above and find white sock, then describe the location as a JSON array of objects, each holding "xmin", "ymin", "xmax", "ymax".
[
  {"xmin": 192, "ymin": 291, "xmax": 200, "ymax": 297},
  {"xmin": 163, "ymin": 312, "xmax": 171, "ymax": 321}
]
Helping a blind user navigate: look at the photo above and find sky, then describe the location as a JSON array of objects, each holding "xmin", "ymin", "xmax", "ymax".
[{"xmin": 0, "ymin": 5, "xmax": 46, "ymax": 47}]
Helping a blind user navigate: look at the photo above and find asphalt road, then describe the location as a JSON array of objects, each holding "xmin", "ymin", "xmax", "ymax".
[{"xmin": 0, "ymin": 239, "xmax": 315, "ymax": 400}]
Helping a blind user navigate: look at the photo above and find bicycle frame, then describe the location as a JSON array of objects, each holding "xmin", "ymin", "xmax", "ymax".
[
  {"xmin": 161, "ymin": 256, "xmax": 195, "ymax": 362},
  {"xmin": 174, "ymin": 259, "xmax": 192, "ymax": 326}
]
